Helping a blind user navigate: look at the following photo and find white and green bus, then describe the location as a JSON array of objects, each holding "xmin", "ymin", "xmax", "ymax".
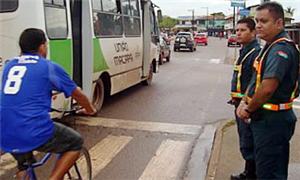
[{"xmin": 0, "ymin": 0, "xmax": 161, "ymax": 117}]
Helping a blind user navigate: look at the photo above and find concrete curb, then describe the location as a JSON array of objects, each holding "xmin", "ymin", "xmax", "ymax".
[
  {"xmin": 184, "ymin": 124, "xmax": 217, "ymax": 180},
  {"xmin": 205, "ymin": 119, "xmax": 236, "ymax": 180}
]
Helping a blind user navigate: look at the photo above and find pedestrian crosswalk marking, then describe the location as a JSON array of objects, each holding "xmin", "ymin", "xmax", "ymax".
[
  {"xmin": 89, "ymin": 135, "xmax": 132, "ymax": 179},
  {"xmin": 0, "ymin": 153, "xmax": 16, "ymax": 176},
  {"xmin": 293, "ymin": 98, "xmax": 300, "ymax": 110},
  {"xmin": 0, "ymin": 151, "xmax": 38, "ymax": 176},
  {"xmin": 76, "ymin": 117, "xmax": 202, "ymax": 135},
  {"xmin": 138, "ymin": 140, "xmax": 191, "ymax": 180},
  {"xmin": 1, "ymin": 117, "xmax": 202, "ymax": 178},
  {"xmin": 293, "ymin": 105, "xmax": 300, "ymax": 109},
  {"xmin": 209, "ymin": 59, "xmax": 221, "ymax": 64}
]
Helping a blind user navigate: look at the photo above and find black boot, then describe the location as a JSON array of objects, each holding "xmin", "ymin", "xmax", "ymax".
[
  {"xmin": 230, "ymin": 160, "xmax": 256, "ymax": 180},
  {"xmin": 245, "ymin": 160, "xmax": 256, "ymax": 180}
]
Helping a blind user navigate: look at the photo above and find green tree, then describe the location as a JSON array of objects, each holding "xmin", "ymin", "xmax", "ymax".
[{"xmin": 159, "ymin": 16, "xmax": 178, "ymax": 29}]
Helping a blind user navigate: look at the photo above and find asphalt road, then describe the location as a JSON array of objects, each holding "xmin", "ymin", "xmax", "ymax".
[
  {"xmin": 0, "ymin": 37, "xmax": 239, "ymax": 180},
  {"xmin": 99, "ymin": 37, "xmax": 235, "ymax": 125}
]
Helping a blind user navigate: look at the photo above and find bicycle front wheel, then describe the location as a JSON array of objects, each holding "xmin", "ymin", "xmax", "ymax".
[{"xmin": 65, "ymin": 147, "xmax": 92, "ymax": 180}]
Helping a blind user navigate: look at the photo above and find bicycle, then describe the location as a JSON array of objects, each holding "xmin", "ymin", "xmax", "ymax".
[{"xmin": 20, "ymin": 108, "xmax": 92, "ymax": 180}]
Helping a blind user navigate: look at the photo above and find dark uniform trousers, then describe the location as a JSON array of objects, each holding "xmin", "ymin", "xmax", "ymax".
[
  {"xmin": 250, "ymin": 109, "xmax": 296, "ymax": 179},
  {"xmin": 235, "ymin": 103, "xmax": 255, "ymax": 161}
]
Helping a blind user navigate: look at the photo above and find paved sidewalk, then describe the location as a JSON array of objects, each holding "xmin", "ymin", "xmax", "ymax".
[{"xmin": 206, "ymin": 120, "xmax": 300, "ymax": 180}]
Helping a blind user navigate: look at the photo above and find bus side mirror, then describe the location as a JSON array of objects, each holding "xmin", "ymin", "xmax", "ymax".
[{"xmin": 157, "ymin": 10, "xmax": 162, "ymax": 22}]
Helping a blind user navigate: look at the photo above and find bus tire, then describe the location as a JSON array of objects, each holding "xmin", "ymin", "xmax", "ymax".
[
  {"xmin": 93, "ymin": 78, "xmax": 105, "ymax": 112},
  {"xmin": 142, "ymin": 63, "xmax": 153, "ymax": 86},
  {"xmin": 159, "ymin": 55, "xmax": 163, "ymax": 65},
  {"xmin": 166, "ymin": 51, "xmax": 170, "ymax": 62}
]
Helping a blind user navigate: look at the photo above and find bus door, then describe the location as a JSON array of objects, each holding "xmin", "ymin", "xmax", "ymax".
[
  {"xmin": 142, "ymin": 0, "xmax": 159, "ymax": 77},
  {"xmin": 70, "ymin": 0, "xmax": 82, "ymax": 87},
  {"xmin": 70, "ymin": 0, "xmax": 93, "ymax": 98},
  {"xmin": 44, "ymin": 0, "xmax": 73, "ymax": 78}
]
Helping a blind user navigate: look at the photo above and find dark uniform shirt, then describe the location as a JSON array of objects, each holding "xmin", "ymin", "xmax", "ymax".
[
  {"xmin": 231, "ymin": 39, "xmax": 261, "ymax": 94},
  {"xmin": 247, "ymin": 31, "xmax": 299, "ymax": 104}
]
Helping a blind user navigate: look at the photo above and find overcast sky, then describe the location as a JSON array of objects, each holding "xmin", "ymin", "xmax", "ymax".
[{"xmin": 151, "ymin": 0, "xmax": 300, "ymax": 22}]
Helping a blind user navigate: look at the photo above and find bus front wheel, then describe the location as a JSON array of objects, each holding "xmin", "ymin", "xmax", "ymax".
[
  {"xmin": 93, "ymin": 78, "xmax": 105, "ymax": 112},
  {"xmin": 142, "ymin": 64, "xmax": 153, "ymax": 86}
]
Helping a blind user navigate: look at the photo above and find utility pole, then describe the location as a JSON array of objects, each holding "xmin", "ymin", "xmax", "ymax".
[
  {"xmin": 206, "ymin": 7, "xmax": 209, "ymax": 31},
  {"xmin": 201, "ymin": 7, "xmax": 209, "ymax": 31},
  {"xmin": 188, "ymin": 9, "xmax": 195, "ymax": 31},
  {"xmin": 233, "ymin": 6, "xmax": 236, "ymax": 34},
  {"xmin": 192, "ymin": 9, "xmax": 195, "ymax": 31}
]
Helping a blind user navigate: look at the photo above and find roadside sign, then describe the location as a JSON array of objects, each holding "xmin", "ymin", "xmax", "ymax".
[
  {"xmin": 231, "ymin": 0, "xmax": 245, "ymax": 7},
  {"xmin": 239, "ymin": 8, "xmax": 250, "ymax": 16}
]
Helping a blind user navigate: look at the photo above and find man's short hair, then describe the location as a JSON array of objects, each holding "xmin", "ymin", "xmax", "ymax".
[
  {"xmin": 256, "ymin": 2, "xmax": 284, "ymax": 21},
  {"xmin": 237, "ymin": 18, "xmax": 256, "ymax": 31},
  {"xmin": 19, "ymin": 28, "xmax": 46, "ymax": 54}
]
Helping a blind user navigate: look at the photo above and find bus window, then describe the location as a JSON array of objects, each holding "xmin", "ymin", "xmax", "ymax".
[
  {"xmin": 93, "ymin": 0, "xmax": 123, "ymax": 37},
  {"xmin": 53, "ymin": 0, "xmax": 64, "ymax": 6},
  {"xmin": 150, "ymin": 9, "xmax": 158, "ymax": 43},
  {"xmin": 94, "ymin": 13, "xmax": 123, "ymax": 36},
  {"xmin": 44, "ymin": 0, "xmax": 68, "ymax": 39},
  {"xmin": 130, "ymin": 0, "xmax": 139, "ymax": 16},
  {"xmin": 102, "ymin": 0, "xmax": 119, "ymax": 13},
  {"xmin": 121, "ymin": 0, "xmax": 130, "ymax": 15},
  {"xmin": 92, "ymin": 0, "xmax": 102, "ymax": 11},
  {"xmin": 124, "ymin": 17, "xmax": 140, "ymax": 36},
  {"xmin": 0, "ymin": 0, "xmax": 18, "ymax": 13},
  {"xmin": 121, "ymin": 0, "xmax": 141, "ymax": 36}
]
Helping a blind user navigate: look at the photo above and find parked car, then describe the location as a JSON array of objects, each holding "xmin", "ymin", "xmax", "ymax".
[
  {"xmin": 174, "ymin": 32, "xmax": 197, "ymax": 52},
  {"xmin": 194, "ymin": 33, "xmax": 208, "ymax": 46},
  {"xmin": 159, "ymin": 36, "xmax": 171, "ymax": 65},
  {"xmin": 227, "ymin": 34, "xmax": 240, "ymax": 47}
]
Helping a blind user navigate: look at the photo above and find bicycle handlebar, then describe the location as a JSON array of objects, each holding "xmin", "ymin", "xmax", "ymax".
[{"xmin": 51, "ymin": 107, "xmax": 81, "ymax": 116}]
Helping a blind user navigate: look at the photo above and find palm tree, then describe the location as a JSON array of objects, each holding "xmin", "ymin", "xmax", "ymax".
[{"xmin": 285, "ymin": 7, "xmax": 295, "ymax": 16}]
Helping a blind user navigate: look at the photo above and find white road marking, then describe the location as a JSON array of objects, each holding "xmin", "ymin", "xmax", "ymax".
[
  {"xmin": 76, "ymin": 117, "xmax": 202, "ymax": 135},
  {"xmin": 209, "ymin": 59, "xmax": 221, "ymax": 64},
  {"xmin": 72, "ymin": 135, "xmax": 132, "ymax": 179},
  {"xmin": 293, "ymin": 105, "xmax": 300, "ymax": 109},
  {"xmin": 90, "ymin": 135, "xmax": 132, "ymax": 179},
  {"xmin": 0, "ymin": 151, "xmax": 38, "ymax": 176},
  {"xmin": 0, "ymin": 153, "xmax": 16, "ymax": 176},
  {"xmin": 138, "ymin": 139, "xmax": 191, "ymax": 180}
]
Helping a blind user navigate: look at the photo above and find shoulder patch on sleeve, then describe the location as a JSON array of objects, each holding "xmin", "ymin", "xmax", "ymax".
[{"xmin": 276, "ymin": 51, "xmax": 288, "ymax": 59}]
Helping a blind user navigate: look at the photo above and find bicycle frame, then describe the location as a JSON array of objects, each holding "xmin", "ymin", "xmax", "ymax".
[
  {"xmin": 25, "ymin": 153, "xmax": 58, "ymax": 180},
  {"xmin": 23, "ymin": 147, "xmax": 91, "ymax": 180}
]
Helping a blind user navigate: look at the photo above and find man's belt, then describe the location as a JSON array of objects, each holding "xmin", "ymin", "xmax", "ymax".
[
  {"xmin": 231, "ymin": 92, "xmax": 244, "ymax": 98},
  {"xmin": 246, "ymin": 96, "xmax": 293, "ymax": 111}
]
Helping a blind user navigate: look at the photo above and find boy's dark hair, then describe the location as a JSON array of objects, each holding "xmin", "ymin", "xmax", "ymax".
[
  {"xmin": 19, "ymin": 28, "xmax": 46, "ymax": 54},
  {"xmin": 257, "ymin": 2, "xmax": 284, "ymax": 22},
  {"xmin": 237, "ymin": 18, "xmax": 256, "ymax": 31}
]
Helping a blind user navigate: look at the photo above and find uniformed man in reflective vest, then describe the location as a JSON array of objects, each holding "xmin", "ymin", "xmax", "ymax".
[
  {"xmin": 229, "ymin": 18, "xmax": 260, "ymax": 180},
  {"xmin": 237, "ymin": 2, "xmax": 300, "ymax": 179}
]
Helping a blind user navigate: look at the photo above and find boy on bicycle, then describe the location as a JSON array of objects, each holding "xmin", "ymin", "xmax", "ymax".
[{"xmin": 1, "ymin": 28, "xmax": 97, "ymax": 180}]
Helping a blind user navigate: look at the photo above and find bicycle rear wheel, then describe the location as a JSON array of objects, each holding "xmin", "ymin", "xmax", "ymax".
[{"xmin": 65, "ymin": 147, "xmax": 92, "ymax": 180}]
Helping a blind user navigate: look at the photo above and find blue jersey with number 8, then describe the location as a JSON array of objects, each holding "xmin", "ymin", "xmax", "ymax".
[{"xmin": 0, "ymin": 54, "xmax": 77, "ymax": 153}]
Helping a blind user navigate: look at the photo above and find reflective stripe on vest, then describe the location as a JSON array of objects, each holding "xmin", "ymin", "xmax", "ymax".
[
  {"xmin": 248, "ymin": 37, "xmax": 299, "ymax": 111},
  {"xmin": 231, "ymin": 48, "xmax": 256, "ymax": 99},
  {"xmin": 246, "ymin": 96, "xmax": 293, "ymax": 111},
  {"xmin": 231, "ymin": 92, "xmax": 245, "ymax": 98}
]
